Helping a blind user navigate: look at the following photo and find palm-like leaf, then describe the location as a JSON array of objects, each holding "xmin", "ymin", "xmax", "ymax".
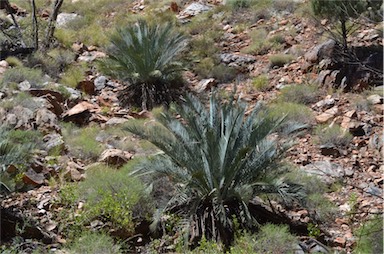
[
  {"xmin": 100, "ymin": 20, "xmax": 187, "ymax": 110},
  {"xmin": 125, "ymin": 93, "xmax": 304, "ymax": 245}
]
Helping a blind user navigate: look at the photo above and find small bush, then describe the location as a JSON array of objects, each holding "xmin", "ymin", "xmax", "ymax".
[
  {"xmin": 354, "ymin": 216, "xmax": 383, "ymax": 254},
  {"xmin": 0, "ymin": 66, "xmax": 44, "ymax": 88},
  {"xmin": 226, "ymin": 0, "xmax": 258, "ymax": 10},
  {"xmin": 269, "ymin": 54, "xmax": 295, "ymax": 67},
  {"xmin": 251, "ymin": 74, "xmax": 269, "ymax": 91},
  {"xmin": 231, "ymin": 224, "xmax": 297, "ymax": 253},
  {"xmin": 0, "ymin": 92, "xmax": 44, "ymax": 111},
  {"xmin": 5, "ymin": 57, "xmax": 23, "ymax": 67},
  {"xmin": 267, "ymin": 102, "xmax": 315, "ymax": 134},
  {"xmin": 307, "ymin": 193, "xmax": 338, "ymax": 222},
  {"xmin": 78, "ymin": 162, "xmax": 152, "ymax": 232},
  {"xmin": 60, "ymin": 63, "xmax": 87, "ymax": 88},
  {"xmin": 242, "ymin": 29, "xmax": 270, "ymax": 55},
  {"xmin": 278, "ymin": 83, "xmax": 322, "ymax": 105},
  {"xmin": 61, "ymin": 123, "xmax": 104, "ymax": 161},
  {"xmin": 211, "ymin": 64, "xmax": 237, "ymax": 83},
  {"xmin": 66, "ymin": 231, "xmax": 122, "ymax": 254},
  {"xmin": 314, "ymin": 124, "xmax": 353, "ymax": 147}
]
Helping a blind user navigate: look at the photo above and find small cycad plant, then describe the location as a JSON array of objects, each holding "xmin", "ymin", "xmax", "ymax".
[
  {"xmin": 100, "ymin": 19, "xmax": 187, "ymax": 110},
  {"xmin": 125, "ymin": 92, "xmax": 304, "ymax": 247}
]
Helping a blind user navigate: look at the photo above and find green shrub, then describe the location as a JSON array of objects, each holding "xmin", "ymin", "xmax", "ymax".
[
  {"xmin": 126, "ymin": 93, "xmax": 304, "ymax": 246},
  {"xmin": 66, "ymin": 231, "xmax": 122, "ymax": 254},
  {"xmin": 251, "ymin": 74, "xmax": 269, "ymax": 91},
  {"xmin": 278, "ymin": 83, "xmax": 322, "ymax": 105},
  {"xmin": 5, "ymin": 57, "xmax": 23, "ymax": 67},
  {"xmin": 241, "ymin": 29, "xmax": 270, "ymax": 55},
  {"xmin": 226, "ymin": 0, "xmax": 258, "ymax": 10},
  {"xmin": 78, "ymin": 162, "xmax": 151, "ymax": 232},
  {"xmin": 0, "ymin": 92, "xmax": 44, "ymax": 111},
  {"xmin": 269, "ymin": 54, "xmax": 295, "ymax": 67},
  {"xmin": 306, "ymin": 193, "xmax": 338, "ymax": 222},
  {"xmin": 60, "ymin": 63, "xmax": 87, "ymax": 88},
  {"xmin": 230, "ymin": 224, "xmax": 297, "ymax": 254},
  {"xmin": 314, "ymin": 124, "xmax": 353, "ymax": 147},
  {"xmin": 211, "ymin": 64, "xmax": 237, "ymax": 83},
  {"xmin": 354, "ymin": 216, "xmax": 383, "ymax": 254},
  {"xmin": 267, "ymin": 102, "xmax": 315, "ymax": 134},
  {"xmin": 61, "ymin": 123, "xmax": 104, "ymax": 161},
  {"xmin": 100, "ymin": 20, "xmax": 187, "ymax": 110},
  {"xmin": 0, "ymin": 66, "xmax": 44, "ymax": 88}
]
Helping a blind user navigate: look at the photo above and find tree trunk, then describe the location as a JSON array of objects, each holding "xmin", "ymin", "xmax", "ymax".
[
  {"xmin": 42, "ymin": 0, "xmax": 64, "ymax": 50},
  {"xmin": 340, "ymin": 18, "xmax": 348, "ymax": 52}
]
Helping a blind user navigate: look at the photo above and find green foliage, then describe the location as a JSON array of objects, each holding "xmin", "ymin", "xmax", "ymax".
[
  {"xmin": 230, "ymin": 224, "xmax": 297, "ymax": 254},
  {"xmin": 311, "ymin": 0, "xmax": 366, "ymax": 21},
  {"xmin": 241, "ymin": 29, "xmax": 270, "ymax": 55},
  {"xmin": 77, "ymin": 162, "xmax": 151, "ymax": 232},
  {"xmin": 59, "ymin": 63, "xmax": 87, "ymax": 88},
  {"xmin": 267, "ymin": 102, "xmax": 315, "ymax": 134},
  {"xmin": 126, "ymin": 92, "xmax": 304, "ymax": 246},
  {"xmin": 0, "ymin": 92, "xmax": 44, "ymax": 110},
  {"xmin": 0, "ymin": 126, "xmax": 41, "ymax": 193},
  {"xmin": 251, "ymin": 75, "xmax": 269, "ymax": 91},
  {"xmin": 278, "ymin": 83, "xmax": 322, "ymax": 105},
  {"xmin": 354, "ymin": 216, "xmax": 383, "ymax": 254},
  {"xmin": 307, "ymin": 193, "xmax": 338, "ymax": 222},
  {"xmin": 0, "ymin": 67, "xmax": 44, "ymax": 88},
  {"xmin": 314, "ymin": 124, "xmax": 353, "ymax": 147},
  {"xmin": 226, "ymin": 0, "xmax": 258, "ymax": 10},
  {"xmin": 269, "ymin": 54, "xmax": 295, "ymax": 67},
  {"xmin": 5, "ymin": 57, "xmax": 23, "ymax": 67},
  {"xmin": 307, "ymin": 223, "xmax": 321, "ymax": 238},
  {"xmin": 65, "ymin": 231, "xmax": 122, "ymax": 254},
  {"xmin": 61, "ymin": 123, "xmax": 104, "ymax": 161},
  {"xmin": 100, "ymin": 19, "xmax": 187, "ymax": 110}
]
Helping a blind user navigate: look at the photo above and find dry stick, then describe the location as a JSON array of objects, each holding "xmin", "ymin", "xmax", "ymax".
[
  {"xmin": 31, "ymin": 0, "xmax": 38, "ymax": 50},
  {"xmin": 43, "ymin": 0, "xmax": 64, "ymax": 50},
  {"xmin": 2, "ymin": 0, "xmax": 26, "ymax": 47}
]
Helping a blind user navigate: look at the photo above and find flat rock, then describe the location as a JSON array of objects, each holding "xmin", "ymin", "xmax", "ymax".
[
  {"xmin": 98, "ymin": 149, "xmax": 133, "ymax": 167},
  {"xmin": 43, "ymin": 133, "xmax": 65, "ymax": 154},
  {"xmin": 178, "ymin": 3, "xmax": 211, "ymax": 18},
  {"xmin": 304, "ymin": 39, "xmax": 336, "ymax": 63},
  {"xmin": 367, "ymin": 94, "xmax": 383, "ymax": 105},
  {"xmin": 302, "ymin": 161, "xmax": 345, "ymax": 184},
  {"xmin": 105, "ymin": 117, "xmax": 128, "ymax": 126},
  {"xmin": 195, "ymin": 78, "xmax": 216, "ymax": 93},
  {"xmin": 315, "ymin": 106, "xmax": 339, "ymax": 123},
  {"xmin": 56, "ymin": 13, "xmax": 81, "ymax": 28}
]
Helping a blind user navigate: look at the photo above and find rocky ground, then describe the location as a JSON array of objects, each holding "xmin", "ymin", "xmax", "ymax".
[{"xmin": 0, "ymin": 0, "xmax": 383, "ymax": 253}]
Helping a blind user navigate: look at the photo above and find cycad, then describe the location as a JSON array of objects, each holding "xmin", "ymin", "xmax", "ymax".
[
  {"xmin": 100, "ymin": 20, "xmax": 187, "ymax": 110},
  {"xmin": 125, "ymin": 93, "xmax": 304, "ymax": 246}
]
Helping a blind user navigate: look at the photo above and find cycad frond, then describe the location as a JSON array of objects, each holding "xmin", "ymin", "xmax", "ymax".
[{"xmin": 125, "ymin": 92, "xmax": 304, "ymax": 246}]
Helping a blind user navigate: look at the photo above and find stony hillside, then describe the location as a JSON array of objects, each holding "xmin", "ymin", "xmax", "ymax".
[{"xmin": 0, "ymin": 0, "xmax": 383, "ymax": 253}]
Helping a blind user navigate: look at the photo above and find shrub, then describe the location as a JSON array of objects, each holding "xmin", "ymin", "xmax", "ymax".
[
  {"xmin": 61, "ymin": 123, "xmax": 104, "ymax": 161},
  {"xmin": 100, "ymin": 20, "xmax": 187, "ymax": 110},
  {"xmin": 226, "ymin": 0, "xmax": 258, "ymax": 10},
  {"xmin": 354, "ymin": 216, "xmax": 383, "ymax": 254},
  {"xmin": 269, "ymin": 54, "xmax": 295, "ymax": 67},
  {"xmin": 230, "ymin": 224, "xmax": 297, "ymax": 254},
  {"xmin": 126, "ymin": 92, "xmax": 304, "ymax": 247},
  {"xmin": 0, "ymin": 92, "xmax": 44, "ymax": 111},
  {"xmin": 78, "ymin": 162, "xmax": 151, "ymax": 232},
  {"xmin": 314, "ymin": 124, "xmax": 353, "ymax": 147},
  {"xmin": 0, "ymin": 66, "xmax": 44, "ymax": 88},
  {"xmin": 241, "ymin": 29, "xmax": 270, "ymax": 55},
  {"xmin": 60, "ymin": 63, "xmax": 87, "ymax": 88},
  {"xmin": 278, "ymin": 83, "xmax": 322, "ymax": 105},
  {"xmin": 251, "ymin": 74, "xmax": 269, "ymax": 91},
  {"xmin": 66, "ymin": 231, "xmax": 122, "ymax": 254},
  {"xmin": 5, "ymin": 57, "xmax": 23, "ymax": 67},
  {"xmin": 267, "ymin": 102, "xmax": 315, "ymax": 134},
  {"xmin": 306, "ymin": 193, "xmax": 338, "ymax": 222}
]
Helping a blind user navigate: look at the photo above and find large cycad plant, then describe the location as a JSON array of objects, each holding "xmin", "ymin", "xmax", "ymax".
[
  {"xmin": 126, "ymin": 93, "xmax": 304, "ymax": 246},
  {"xmin": 100, "ymin": 20, "xmax": 187, "ymax": 110}
]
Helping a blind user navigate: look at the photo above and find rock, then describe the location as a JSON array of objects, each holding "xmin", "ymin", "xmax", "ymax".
[
  {"xmin": 94, "ymin": 76, "xmax": 107, "ymax": 90},
  {"xmin": 347, "ymin": 121, "xmax": 367, "ymax": 136},
  {"xmin": 314, "ymin": 97, "xmax": 335, "ymax": 110},
  {"xmin": 220, "ymin": 53, "xmax": 256, "ymax": 71},
  {"xmin": 77, "ymin": 51, "xmax": 106, "ymax": 62},
  {"xmin": 35, "ymin": 108, "xmax": 59, "ymax": 132},
  {"xmin": 333, "ymin": 237, "xmax": 346, "ymax": 248},
  {"xmin": 76, "ymin": 80, "xmax": 95, "ymax": 95},
  {"xmin": 23, "ymin": 169, "xmax": 45, "ymax": 186},
  {"xmin": 105, "ymin": 117, "xmax": 128, "ymax": 126},
  {"xmin": 178, "ymin": 2, "xmax": 211, "ymax": 18},
  {"xmin": 63, "ymin": 86, "xmax": 81, "ymax": 101},
  {"xmin": 320, "ymin": 145, "xmax": 340, "ymax": 157},
  {"xmin": 0, "ymin": 60, "xmax": 9, "ymax": 68},
  {"xmin": 62, "ymin": 101, "xmax": 99, "ymax": 125},
  {"xmin": 195, "ymin": 78, "xmax": 216, "ymax": 93},
  {"xmin": 7, "ymin": 106, "xmax": 34, "ymax": 128},
  {"xmin": 71, "ymin": 42, "xmax": 87, "ymax": 53},
  {"xmin": 304, "ymin": 39, "xmax": 336, "ymax": 63},
  {"xmin": 315, "ymin": 106, "xmax": 339, "ymax": 123},
  {"xmin": 43, "ymin": 133, "xmax": 65, "ymax": 154},
  {"xmin": 303, "ymin": 161, "xmax": 345, "ymax": 184},
  {"xmin": 29, "ymin": 88, "xmax": 65, "ymax": 103},
  {"xmin": 300, "ymin": 238, "xmax": 329, "ymax": 253},
  {"xmin": 367, "ymin": 94, "xmax": 383, "ymax": 105},
  {"xmin": 17, "ymin": 80, "xmax": 31, "ymax": 91},
  {"xmin": 56, "ymin": 13, "xmax": 81, "ymax": 28},
  {"xmin": 65, "ymin": 168, "xmax": 83, "ymax": 181},
  {"xmin": 98, "ymin": 149, "xmax": 133, "ymax": 167}
]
